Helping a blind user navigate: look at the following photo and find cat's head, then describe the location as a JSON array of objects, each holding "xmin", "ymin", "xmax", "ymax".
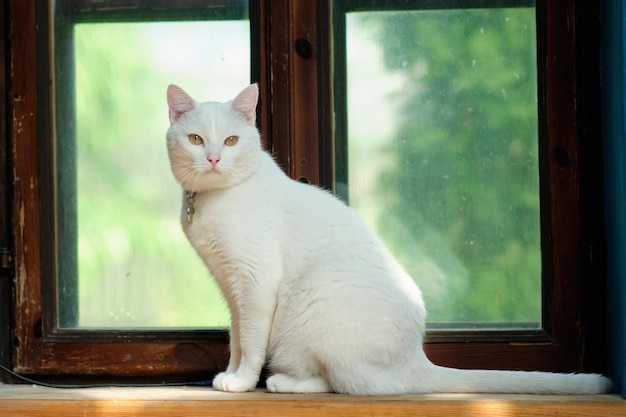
[{"xmin": 166, "ymin": 84, "xmax": 261, "ymax": 191}]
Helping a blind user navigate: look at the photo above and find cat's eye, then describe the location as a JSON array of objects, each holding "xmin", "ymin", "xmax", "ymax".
[
  {"xmin": 224, "ymin": 135, "xmax": 239, "ymax": 146},
  {"xmin": 188, "ymin": 134, "xmax": 203, "ymax": 145}
]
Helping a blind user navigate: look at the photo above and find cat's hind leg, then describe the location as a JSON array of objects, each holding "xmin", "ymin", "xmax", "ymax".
[{"xmin": 266, "ymin": 373, "xmax": 331, "ymax": 393}]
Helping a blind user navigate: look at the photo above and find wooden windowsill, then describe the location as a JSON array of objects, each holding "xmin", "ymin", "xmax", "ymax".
[{"xmin": 0, "ymin": 385, "xmax": 623, "ymax": 416}]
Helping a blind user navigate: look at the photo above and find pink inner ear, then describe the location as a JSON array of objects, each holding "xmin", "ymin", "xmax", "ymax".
[
  {"xmin": 167, "ymin": 84, "xmax": 195, "ymax": 124},
  {"xmin": 231, "ymin": 84, "xmax": 259, "ymax": 124}
]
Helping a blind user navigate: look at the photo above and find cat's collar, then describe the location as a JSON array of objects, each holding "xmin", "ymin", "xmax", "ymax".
[{"xmin": 185, "ymin": 190, "xmax": 197, "ymax": 223}]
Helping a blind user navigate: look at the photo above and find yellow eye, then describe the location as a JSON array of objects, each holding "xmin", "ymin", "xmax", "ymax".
[
  {"xmin": 224, "ymin": 135, "xmax": 239, "ymax": 146},
  {"xmin": 188, "ymin": 134, "xmax": 203, "ymax": 145}
]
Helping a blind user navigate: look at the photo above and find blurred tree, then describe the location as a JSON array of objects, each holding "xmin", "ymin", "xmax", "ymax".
[{"xmin": 362, "ymin": 8, "xmax": 541, "ymax": 323}]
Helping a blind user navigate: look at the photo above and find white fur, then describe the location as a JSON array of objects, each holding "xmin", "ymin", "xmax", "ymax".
[{"xmin": 166, "ymin": 84, "xmax": 613, "ymax": 395}]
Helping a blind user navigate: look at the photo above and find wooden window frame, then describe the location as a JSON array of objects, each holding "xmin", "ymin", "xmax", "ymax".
[{"xmin": 2, "ymin": 0, "xmax": 606, "ymax": 381}]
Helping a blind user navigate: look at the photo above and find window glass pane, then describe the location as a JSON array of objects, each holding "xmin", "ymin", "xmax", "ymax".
[
  {"xmin": 54, "ymin": 16, "xmax": 249, "ymax": 328},
  {"xmin": 338, "ymin": 6, "xmax": 540, "ymax": 327}
]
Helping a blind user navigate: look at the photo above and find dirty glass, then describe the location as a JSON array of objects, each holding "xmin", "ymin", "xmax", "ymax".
[
  {"xmin": 53, "ymin": 13, "xmax": 248, "ymax": 328},
  {"xmin": 338, "ymin": 6, "xmax": 541, "ymax": 327}
]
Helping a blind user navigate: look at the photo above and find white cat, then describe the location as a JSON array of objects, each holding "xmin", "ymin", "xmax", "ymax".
[{"xmin": 165, "ymin": 84, "xmax": 612, "ymax": 395}]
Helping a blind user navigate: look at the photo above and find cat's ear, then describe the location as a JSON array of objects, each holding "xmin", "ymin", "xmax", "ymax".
[
  {"xmin": 231, "ymin": 84, "xmax": 259, "ymax": 125},
  {"xmin": 167, "ymin": 84, "xmax": 196, "ymax": 124}
]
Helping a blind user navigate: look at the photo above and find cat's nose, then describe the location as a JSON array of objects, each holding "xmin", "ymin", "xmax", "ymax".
[{"xmin": 207, "ymin": 154, "xmax": 221, "ymax": 168}]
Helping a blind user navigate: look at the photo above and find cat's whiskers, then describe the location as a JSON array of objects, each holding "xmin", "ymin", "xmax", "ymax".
[
  {"xmin": 187, "ymin": 170, "xmax": 202, "ymax": 193},
  {"xmin": 173, "ymin": 164, "xmax": 200, "ymax": 192}
]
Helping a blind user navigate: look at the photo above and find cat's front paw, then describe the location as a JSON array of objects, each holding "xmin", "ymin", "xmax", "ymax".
[
  {"xmin": 266, "ymin": 373, "xmax": 331, "ymax": 393},
  {"xmin": 213, "ymin": 371, "xmax": 257, "ymax": 392}
]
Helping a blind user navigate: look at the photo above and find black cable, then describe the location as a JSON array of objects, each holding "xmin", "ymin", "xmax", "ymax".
[{"xmin": 0, "ymin": 363, "xmax": 213, "ymax": 389}]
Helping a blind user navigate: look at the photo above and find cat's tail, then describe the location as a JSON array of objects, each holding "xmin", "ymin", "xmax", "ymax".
[{"xmin": 418, "ymin": 362, "xmax": 613, "ymax": 394}]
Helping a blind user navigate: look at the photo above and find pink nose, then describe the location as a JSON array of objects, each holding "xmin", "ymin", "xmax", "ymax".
[{"xmin": 207, "ymin": 155, "xmax": 220, "ymax": 168}]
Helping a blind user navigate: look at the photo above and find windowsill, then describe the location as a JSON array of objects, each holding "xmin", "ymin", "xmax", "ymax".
[{"xmin": 0, "ymin": 385, "xmax": 623, "ymax": 416}]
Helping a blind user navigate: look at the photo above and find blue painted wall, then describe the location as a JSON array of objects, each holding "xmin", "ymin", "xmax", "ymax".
[{"xmin": 602, "ymin": 0, "xmax": 626, "ymax": 397}]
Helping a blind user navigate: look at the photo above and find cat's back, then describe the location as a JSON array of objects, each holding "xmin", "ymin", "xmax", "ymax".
[{"xmin": 278, "ymin": 170, "xmax": 391, "ymax": 267}]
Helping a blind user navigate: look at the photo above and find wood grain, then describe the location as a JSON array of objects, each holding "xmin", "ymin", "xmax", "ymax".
[
  {"xmin": 0, "ymin": 387, "xmax": 623, "ymax": 417},
  {"xmin": 10, "ymin": 0, "xmax": 44, "ymax": 374}
]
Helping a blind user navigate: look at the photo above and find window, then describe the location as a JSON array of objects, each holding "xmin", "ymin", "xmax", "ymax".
[
  {"xmin": 51, "ymin": 8, "xmax": 250, "ymax": 330},
  {"xmin": 4, "ymin": 0, "xmax": 606, "ymax": 380},
  {"xmin": 333, "ymin": 2, "xmax": 541, "ymax": 328}
]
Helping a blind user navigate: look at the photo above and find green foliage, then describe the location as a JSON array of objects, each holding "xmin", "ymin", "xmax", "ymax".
[
  {"xmin": 355, "ymin": 8, "xmax": 541, "ymax": 324},
  {"xmin": 72, "ymin": 23, "xmax": 238, "ymax": 327}
]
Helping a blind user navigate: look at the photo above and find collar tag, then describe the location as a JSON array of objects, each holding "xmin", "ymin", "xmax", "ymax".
[{"xmin": 185, "ymin": 191, "xmax": 197, "ymax": 223}]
